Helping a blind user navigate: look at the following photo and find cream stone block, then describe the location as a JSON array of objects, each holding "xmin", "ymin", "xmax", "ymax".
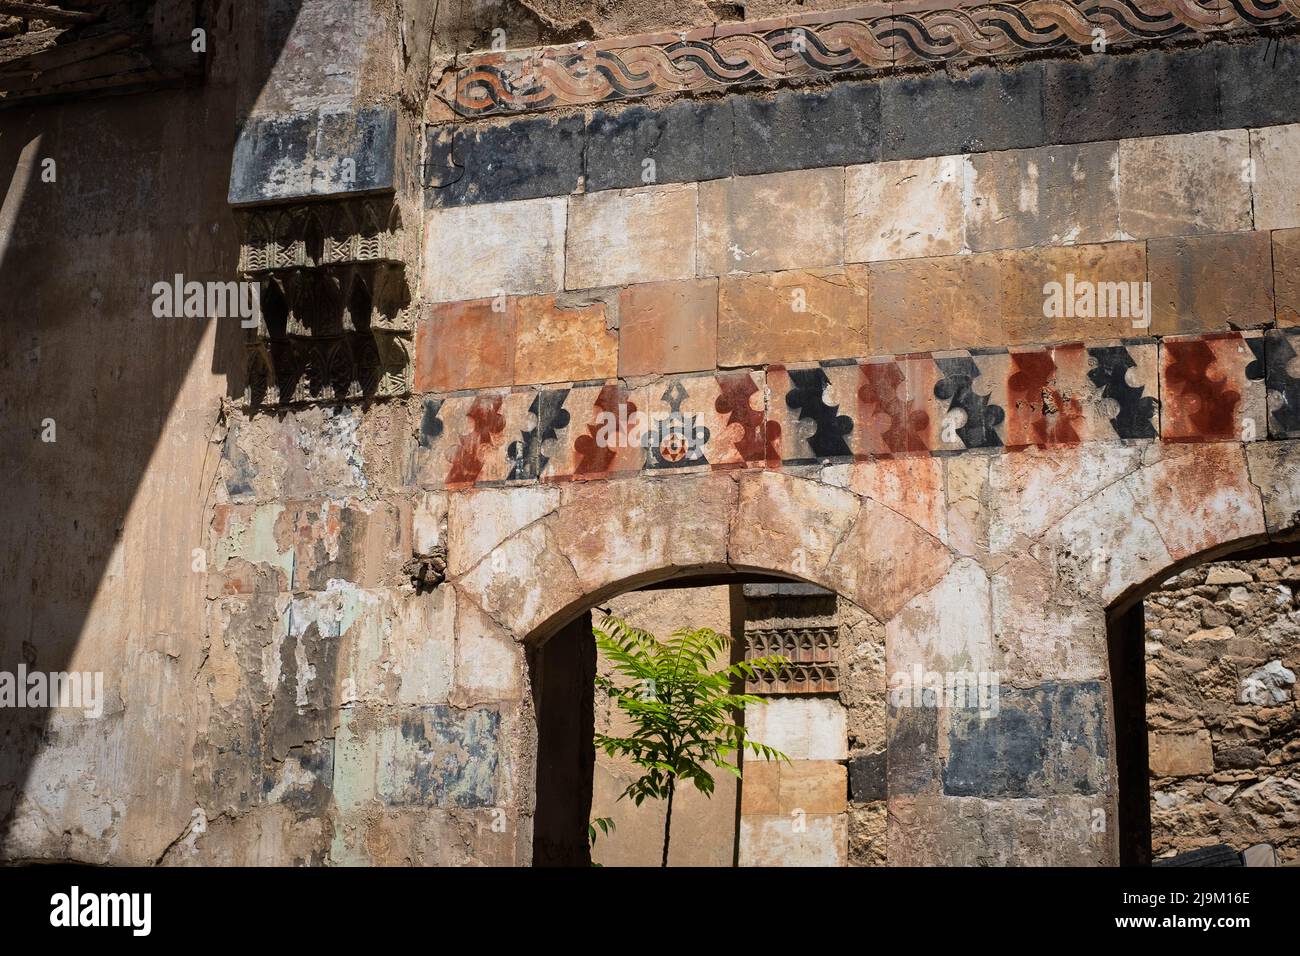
[
  {"xmin": 1247, "ymin": 440, "xmax": 1300, "ymax": 538},
  {"xmin": 565, "ymin": 182, "xmax": 697, "ymax": 289},
  {"xmin": 1038, "ymin": 477, "xmax": 1172, "ymax": 605},
  {"xmin": 965, "ymin": 141, "xmax": 1120, "ymax": 251},
  {"xmin": 944, "ymin": 453, "xmax": 991, "ymax": 558},
  {"xmin": 330, "ymin": 587, "xmax": 456, "ymax": 708},
  {"xmin": 448, "ymin": 485, "xmax": 560, "ymax": 576},
  {"xmin": 389, "ymin": 591, "xmax": 457, "ymax": 706},
  {"xmin": 453, "ymin": 590, "xmax": 524, "ymax": 704},
  {"xmin": 888, "ymin": 795, "xmax": 1109, "ymax": 866},
  {"xmin": 739, "ymin": 813, "xmax": 847, "ymax": 867},
  {"xmin": 425, "ymin": 196, "xmax": 566, "ymax": 302},
  {"xmin": 987, "ymin": 443, "xmax": 1145, "ymax": 555},
  {"xmin": 846, "ymin": 155, "xmax": 965, "ymax": 262},
  {"xmin": 1250, "ymin": 124, "xmax": 1300, "ymax": 232},
  {"xmin": 730, "ymin": 472, "xmax": 859, "ymax": 585},
  {"xmin": 1118, "ymin": 130, "xmax": 1252, "ymax": 239},
  {"xmin": 697, "ymin": 168, "xmax": 844, "ymax": 276},
  {"xmin": 412, "ymin": 491, "xmax": 448, "ymax": 556},
  {"xmin": 745, "ymin": 698, "xmax": 847, "ymax": 761},
  {"xmin": 991, "ymin": 554, "xmax": 1107, "ymax": 684},
  {"xmin": 886, "ymin": 558, "xmax": 994, "ymax": 675},
  {"xmin": 453, "ymin": 521, "xmax": 582, "ymax": 639}
]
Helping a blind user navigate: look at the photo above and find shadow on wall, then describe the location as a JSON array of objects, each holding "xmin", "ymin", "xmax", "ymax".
[{"xmin": 0, "ymin": 0, "xmax": 305, "ymax": 859}]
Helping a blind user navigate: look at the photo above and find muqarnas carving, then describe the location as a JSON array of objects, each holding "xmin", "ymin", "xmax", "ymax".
[
  {"xmin": 745, "ymin": 625, "xmax": 840, "ymax": 694},
  {"xmin": 237, "ymin": 197, "xmax": 413, "ymax": 408}
]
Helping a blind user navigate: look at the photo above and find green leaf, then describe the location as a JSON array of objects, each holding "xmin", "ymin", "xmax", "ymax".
[{"xmin": 591, "ymin": 615, "xmax": 789, "ymax": 864}]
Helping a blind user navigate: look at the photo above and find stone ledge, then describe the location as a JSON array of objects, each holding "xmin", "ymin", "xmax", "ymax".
[
  {"xmin": 230, "ymin": 106, "xmax": 400, "ymax": 207},
  {"xmin": 421, "ymin": 35, "xmax": 1300, "ymax": 208},
  {"xmin": 429, "ymin": 2, "xmax": 1298, "ymax": 120}
]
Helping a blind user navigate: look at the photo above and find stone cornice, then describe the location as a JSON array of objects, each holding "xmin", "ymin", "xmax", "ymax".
[{"xmin": 432, "ymin": 0, "xmax": 1299, "ymax": 118}]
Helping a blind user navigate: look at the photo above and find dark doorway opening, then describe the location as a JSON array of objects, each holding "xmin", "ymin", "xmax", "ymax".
[{"xmin": 530, "ymin": 609, "xmax": 597, "ymax": 867}]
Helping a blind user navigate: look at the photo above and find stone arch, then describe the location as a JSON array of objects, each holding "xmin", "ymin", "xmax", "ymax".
[
  {"xmin": 440, "ymin": 466, "xmax": 957, "ymax": 865},
  {"xmin": 505, "ymin": 554, "xmax": 889, "ymax": 865},
  {"xmin": 444, "ymin": 468, "xmax": 955, "ymax": 646},
  {"xmin": 990, "ymin": 443, "xmax": 1270, "ymax": 619},
  {"xmin": 968, "ymin": 439, "xmax": 1300, "ymax": 864},
  {"xmin": 1075, "ymin": 440, "xmax": 1300, "ymax": 865},
  {"xmin": 432, "ymin": 440, "xmax": 1300, "ymax": 865}
]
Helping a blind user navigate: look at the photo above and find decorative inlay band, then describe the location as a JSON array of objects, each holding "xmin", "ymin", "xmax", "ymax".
[
  {"xmin": 237, "ymin": 198, "xmax": 403, "ymax": 274},
  {"xmin": 433, "ymin": 0, "xmax": 1299, "ymax": 117},
  {"xmin": 745, "ymin": 625, "xmax": 841, "ymax": 694},
  {"xmin": 407, "ymin": 329, "xmax": 1300, "ymax": 491}
]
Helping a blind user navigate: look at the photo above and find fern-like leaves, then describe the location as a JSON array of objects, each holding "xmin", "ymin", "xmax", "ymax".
[{"xmin": 593, "ymin": 616, "xmax": 790, "ymax": 807}]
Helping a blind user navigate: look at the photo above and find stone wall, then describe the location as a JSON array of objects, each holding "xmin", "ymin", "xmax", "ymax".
[
  {"xmin": 1146, "ymin": 558, "xmax": 1300, "ymax": 862},
  {"xmin": 0, "ymin": 0, "xmax": 250, "ymax": 864},
  {"xmin": 6, "ymin": 1, "xmax": 1300, "ymax": 866},
  {"xmin": 738, "ymin": 587, "xmax": 877, "ymax": 867}
]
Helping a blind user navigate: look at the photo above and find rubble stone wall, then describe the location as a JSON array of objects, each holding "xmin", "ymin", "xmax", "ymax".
[{"xmin": 1147, "ymin": 558, "xmax": 1300, "ymax": 863}]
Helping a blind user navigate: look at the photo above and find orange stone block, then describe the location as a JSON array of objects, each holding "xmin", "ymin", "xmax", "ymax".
[
  {"xmin": 1274, "ymin": 228, "xmax": 1300, "ymax": 328},
  {"xmin": 718, "ymin": 267, "xmax": 869, "ymax": 367},
  {"xmin": 618, "ymin": 278, "xmax": 718, "ymax": 376},
  {"xmin": 740, "ymin": 760, "xmax": 780, "ymax": 815},
  {"xmin": 1148, "ymin": 231, "xmax": 1274, "ymax": 335},
  {"xmin": 513, "ymin": 294, "xmax": 616, "ymax": 385},
  {"xmin": 414, "ymin": 298, "xmax": 515, "ymax": 392},
  {"xmin": 777, "ymin": 760, "xmax": 848, "ymax": 815},
  {"xmin": 999, "ymin": 242, "xmax": 1147, "ymax": 345},
  {"xmin": 868, "ymin": 253, "xmax": 1001, "ymax": 354}
]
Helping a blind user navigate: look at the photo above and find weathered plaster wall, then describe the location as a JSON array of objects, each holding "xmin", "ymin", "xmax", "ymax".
[
  {"xmin": 0, "ymin": 0, "xmax": 432, "ymax": 865},
  {"xmin": 0, "ymin": 0, "xmax": 245, "ymax": 862},
  {"xmin": 1146, "ymin": 558, "xmax": 1300, "ymax": 862}
]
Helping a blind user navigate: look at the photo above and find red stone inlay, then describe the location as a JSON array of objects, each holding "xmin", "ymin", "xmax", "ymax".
[
  {"xmin": 1163, "ymin": 338, "xmax": 1240, "ymax": 441},
  {"xmin": 1006, "ymin": 348, "xmax": 1082, "ymax": 449},
  {"xmin": 573, "ymin": 384, "xmax": 636, "ymax": 479},
  {"xmin": 715, "ymin": 371, "xmax": 779, "ymax": 467},
  {"xmin": 447, "ymin": 396, "xmax": 507, "ymax": 486},
  {"xmin": 858, "ymin": 360, "xmax": 929, "ymax": 455}
]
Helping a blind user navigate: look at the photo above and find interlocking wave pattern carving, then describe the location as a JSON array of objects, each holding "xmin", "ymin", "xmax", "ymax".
[{"xmin": 434, "ymin": 0, "xmax": 1300, "ymax": 116}]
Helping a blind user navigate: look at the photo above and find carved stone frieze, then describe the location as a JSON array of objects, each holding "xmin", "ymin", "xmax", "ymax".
[
  {"xmin": 235, "ymin": 196, "xmax": 414, "ymax": 409},
  {"xmin": 433, "ymin": 0, "xmax": 1300, "ymax": 118},
  {"xmin": 742, "ymin": 585, "xmax": 843, "ymax": 695},
  {"xmin": 745, "ymin": 625, "xmax": 841, "ymax": 694},
  {"xmin": 237, "ymin": 197, "xmax": 405, "ymax": 275}
]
